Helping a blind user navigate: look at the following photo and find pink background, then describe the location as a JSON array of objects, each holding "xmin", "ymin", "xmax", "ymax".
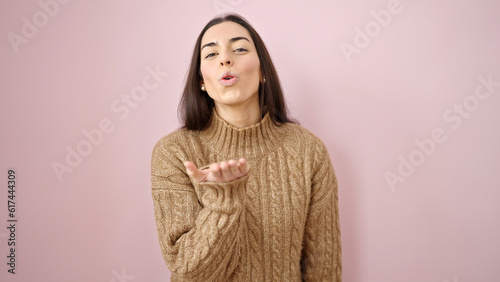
[{"xmin": 1, "ymin": 0, "xmax": 499, "ymax": 281}]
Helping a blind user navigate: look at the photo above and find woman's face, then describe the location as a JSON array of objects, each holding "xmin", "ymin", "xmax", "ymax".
[{"xmin": 200, "ymin": 21, "xmax": 261, "ymax": 110}]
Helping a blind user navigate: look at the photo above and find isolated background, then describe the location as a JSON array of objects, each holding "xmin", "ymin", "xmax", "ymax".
[{"xmin": 1, "ymin": 0, "xmax": 499, "ymax": 281}]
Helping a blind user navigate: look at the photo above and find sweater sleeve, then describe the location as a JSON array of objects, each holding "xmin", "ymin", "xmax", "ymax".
[
  {"xmin": 301, "ymin": 142, "xmax": 342, "ymax": 281},
  {"xmin": 151, "ymin": 138, "xmax": 247, "ymax": 281}
]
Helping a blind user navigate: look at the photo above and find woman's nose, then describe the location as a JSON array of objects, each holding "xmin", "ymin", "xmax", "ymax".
[
  {"xmin": 219, "ymin": 51, "xmax": 232, "ymax": 66},
  {"xmin": 220, "ymin": 59, "xmax": 231, "ymax": 66}
]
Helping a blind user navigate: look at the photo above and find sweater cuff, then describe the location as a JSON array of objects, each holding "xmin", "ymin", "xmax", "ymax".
[{"xmin": 195, "ymin": 175, "xmax": 249, "ymax": 214}]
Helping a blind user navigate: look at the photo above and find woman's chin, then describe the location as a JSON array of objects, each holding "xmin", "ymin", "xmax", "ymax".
[{"xmin": 212, "ymin": 91, "xmax": 257, "ymax": 107}]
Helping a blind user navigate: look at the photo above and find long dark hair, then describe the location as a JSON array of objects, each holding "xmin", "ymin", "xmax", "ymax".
[{"xmin": 179, "ymin": 14, "xmax": 295, "ymax": 130}]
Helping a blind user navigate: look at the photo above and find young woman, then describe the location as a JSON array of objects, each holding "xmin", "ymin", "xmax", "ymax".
[{"xmin": 151, "ymin": 14, "xmax": 342, "ymax": 281}]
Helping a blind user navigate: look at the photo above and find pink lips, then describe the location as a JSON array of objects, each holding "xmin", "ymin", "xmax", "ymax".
[{"xmin": 218, "ymin": 71, "xmax": 239, "ymax": 86}]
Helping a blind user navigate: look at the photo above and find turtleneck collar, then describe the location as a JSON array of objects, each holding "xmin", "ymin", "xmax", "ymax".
[{"xmin": 199, "ymin": 110, "xmax": 287, "ymax": 159}]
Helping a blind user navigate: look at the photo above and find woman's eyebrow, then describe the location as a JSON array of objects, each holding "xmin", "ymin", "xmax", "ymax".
[
  {"xmin": 229, "ymin": 36, "xmax": 250, "ymax": 44},
  {"xmin": 201, "ymin": 36, "xmax": 251, "ymax": 50}
]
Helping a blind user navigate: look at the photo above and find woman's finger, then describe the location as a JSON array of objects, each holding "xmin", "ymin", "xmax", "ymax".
[
  {"xmin": 228, "ymin": 159, "xmax": 239, "ymax": 177},
  {"xmin": 209, "ymin": 162, "xmax": 222, "ymax": 180},
  {"xmin": 219, "ymin": 161, "xmax": 232, "ymax": 181},
  {"xmin": 238, "ymin": 158, "xmax": 250, "ymax": 175},
  {"xmin": 184, "ymin": 161, "xmax": 196, "ymax": 176},
  {"xmin": 184, "ymin": 161, "xmax": 208, "ymax": 182}
]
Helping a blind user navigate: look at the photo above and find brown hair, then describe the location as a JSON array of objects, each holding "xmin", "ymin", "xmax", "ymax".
[{"xmin": 178, "ymin": 13, "xmax": 295, "ymax": 130}]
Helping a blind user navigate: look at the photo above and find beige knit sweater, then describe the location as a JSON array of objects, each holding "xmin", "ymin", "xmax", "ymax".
[{"xmin": 151, "ymin": 111, "xmax": 342, "ymax": 281}]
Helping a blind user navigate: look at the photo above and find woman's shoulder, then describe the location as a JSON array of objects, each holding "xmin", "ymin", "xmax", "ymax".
[
  {"xmin": 281, "ymin": 122, "xmax": 329, "ymax": 153},
  {"xmin": 282, "ymin": 122, "xmax": 325, "ymax": 144},
  {"xmin": 155, "ymin": 127, "xmax": 190, "ymax": 143},
  {"xmin": 152, "ymin": 127, "xmax": 196, "ymax": 156}
]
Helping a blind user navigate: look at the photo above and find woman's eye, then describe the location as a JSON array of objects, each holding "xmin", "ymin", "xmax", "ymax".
[
  {"xmin": 234, "ymin": 48, "xmax": 247, "ymax": 53},
  {"xmin": 205, "ymin": 53, "xmax": 216, "ymax": 59}
]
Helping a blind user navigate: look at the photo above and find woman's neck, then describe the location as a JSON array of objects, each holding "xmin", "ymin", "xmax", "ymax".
[{"xmin": 215, "ymin": 102, "xmax": 261, "ymax": 128}]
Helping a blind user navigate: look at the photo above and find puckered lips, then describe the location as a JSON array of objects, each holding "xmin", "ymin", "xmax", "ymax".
[{"xmin": 218, "ymin": 71, "xmax": 239, "ymax": 86}]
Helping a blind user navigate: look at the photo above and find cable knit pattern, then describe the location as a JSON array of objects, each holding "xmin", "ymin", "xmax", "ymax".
[{"xmin": 151, "ymin": 110, "xmax": 342, "ymax": 281}]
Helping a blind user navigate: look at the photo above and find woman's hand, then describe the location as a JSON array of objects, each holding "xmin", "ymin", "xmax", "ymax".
[{"xmin": 184, "ymin": 158, "xmax": 250, "ymax": 183}]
